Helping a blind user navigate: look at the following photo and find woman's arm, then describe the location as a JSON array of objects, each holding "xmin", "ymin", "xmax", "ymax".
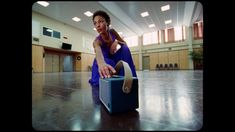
[
  {"xmin": 109, "ymin": 28, "xmax": 128, "ymax": 54},
  {"xmin": 110, "ymin": 29, "xmax": 127, "ymax": 45},
  {"xmin": 93, "ymin": 39, "xmax": 116, "ymax": 78}
]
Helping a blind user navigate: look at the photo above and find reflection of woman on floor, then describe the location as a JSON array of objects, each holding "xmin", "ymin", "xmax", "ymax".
[
  {"xmin": 89, "ymin": 10, "xmax": 137, "ymax": 87},
  {"xmin": 91, "ymin": 85, "xmax": 100, "ymax": 105}
]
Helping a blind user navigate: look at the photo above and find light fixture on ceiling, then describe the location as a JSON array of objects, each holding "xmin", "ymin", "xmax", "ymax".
[
  {"xmin": 37, "ymin": 1, "xmax": 49, "ymax": 7},
  {"xmin": 149, "ymin": 24, "xmax": 155, "ymax": 28},
  {"xmin": 161, "ymin": 4, "xmax": 170, "ymax": 11},
  {"xmin": 93, "ymin": 28, "xmax": 96, "ymax": 31},
  {"xmin": 72, "ymin": 17, "xmax": 81, "ymax": 22},
  {"xmin": 165, "ymin": 20, "xmax": 172, "ymax": 24},
  {"xmin": 141, "ymin": 12, "xmax": 149, "ymax": 17},
  {"xmin": 84, "ymin": 11, "xmax": 93, "ymax": 17}
]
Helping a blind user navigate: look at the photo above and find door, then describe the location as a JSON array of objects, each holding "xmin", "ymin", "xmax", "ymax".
[
  {"xmin": 63, "ymin": 55, "xmax": 73, "ymax": 72},
  {"xmin": 45, "ymin": 53, "xmax": 60, "ymax": 72},
  {"xmin": 52, "ymin": 54, "xmax": 59, "ymax": 72},
  {"xmin": 143, "ymin": 56, "xmax": 150, "ymax": 70},
  {"xmin": 45, "ymin": 54, "xmax": 52, "ymax": 72}
]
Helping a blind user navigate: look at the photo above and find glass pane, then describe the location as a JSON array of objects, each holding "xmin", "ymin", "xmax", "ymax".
[
  {"xmin": 43, "ymin": 27, "xmax": 52, "ymax": 37},
  {"xmin": 143, "ymin": 31, "xmax": 157, "ymax": 45},
  {"xmin": 174, "ymin": 26, "xmax": 182, "ymax": 41},
  {"xmin": 53, "ymin": 30, "xmax": 61, "ymax": 39},
  {"xmin": 124, "ymin": 36, "xmax": 138, "ymax": 47}
]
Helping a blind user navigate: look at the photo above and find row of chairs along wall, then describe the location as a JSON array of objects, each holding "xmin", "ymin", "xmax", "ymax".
[{"xmin": 156, "ymin": 63, "xmax": 179, "ymax": 70}]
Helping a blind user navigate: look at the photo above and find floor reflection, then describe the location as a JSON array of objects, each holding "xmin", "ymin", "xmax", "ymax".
[
  {"xmin": 99, "ymin": 104, "xmax": 140, "ymax": 130},
  {"xmin": 32, "ymin": 70, "xmax": 203, "ymax": 131},
  {"xmin": 90, "ymin": 84, "xmax": 101, "ymax": 105}
]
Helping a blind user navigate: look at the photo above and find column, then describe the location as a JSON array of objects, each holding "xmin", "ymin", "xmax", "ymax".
[
  {"xmin": 187, "ymin": 26, "xmax": 194, "ymax": 70},
  {"xmin": 138, "ymin": 35, "xmax": 143, "ymax": 70},
  {"xmin": 160, "ymin": 30, "xmax": 164, "ymax": 45}
]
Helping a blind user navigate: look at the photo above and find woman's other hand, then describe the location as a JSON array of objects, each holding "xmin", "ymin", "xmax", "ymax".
[{"xmin": 110, "ymin": 40, "xmax": 118, "ymax": 54}]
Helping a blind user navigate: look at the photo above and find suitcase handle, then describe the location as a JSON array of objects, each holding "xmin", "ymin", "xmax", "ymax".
[{"xmin": 114, "ymin": 60, "xmax": 133, "ymax": 94}]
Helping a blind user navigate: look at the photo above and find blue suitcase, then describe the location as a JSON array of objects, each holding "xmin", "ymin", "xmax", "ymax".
[{"xmin": 99, "ymin": 60, "xmax": 139, "ymax": 113}]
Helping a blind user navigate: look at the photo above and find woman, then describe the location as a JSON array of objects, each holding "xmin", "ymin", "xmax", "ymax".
[{"xmin": 89, "ymin": 10, "xmax": 137, "ymax": 86}]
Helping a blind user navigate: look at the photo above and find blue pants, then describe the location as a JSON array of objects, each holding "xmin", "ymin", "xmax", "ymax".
[{"xmin": 89, "ymin": 44, "xmax": 137, "ymax": 87}]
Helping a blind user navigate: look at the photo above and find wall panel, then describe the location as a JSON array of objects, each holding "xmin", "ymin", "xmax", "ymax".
[{"xmin": 32, "ymin": 45, "xmax": 44, "ymax": 72}]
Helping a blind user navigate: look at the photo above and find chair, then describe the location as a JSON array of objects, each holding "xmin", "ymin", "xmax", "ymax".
[
  {"xmin": 164, "ymin": 64, "xmax": 168, "ymax": 70},
  {"xmin": 159, "ymin": 64, "xmax": 163, "ymax": 70},
  {"xmin": 169, "ymin": 63, "xmax": 173, "ymax": 70},
  {"xmin": 156, "ymin": 64, "xmax": 160, "ymax": 70},
  {"xmin": 174, "ymin": 63, "xmax": 178, "ymax": 70}
]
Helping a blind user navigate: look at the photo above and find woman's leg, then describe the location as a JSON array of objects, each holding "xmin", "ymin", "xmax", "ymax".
[
  {"xmin": 112, "ymin": 44, "xmax": 137, "ymax": 77},
  {"xmin": 89, "ymin": 59, "xmax": 99, "ymax": 86}
]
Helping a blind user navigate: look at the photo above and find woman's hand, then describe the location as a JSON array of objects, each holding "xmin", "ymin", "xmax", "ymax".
[
  {"xmin": 98, "ymin": 63, "xmax": 116, "ymax": 78},
  {"xmin": 110, "ymin": 40, "xmax": 118, "ymax": 54}
]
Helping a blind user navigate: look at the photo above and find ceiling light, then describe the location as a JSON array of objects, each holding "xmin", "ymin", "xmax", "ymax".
[
  {"xmin": 84, "ymin": 11, "xmax": 93, "ymax": 17},
  {"xmin": 141, "ymin": 12, "xmax": 149, "ymax": 17},
  {"xmin": 37, "ymin": 1, "xmax": 49, "ymax": 7},
  {"xmin": 161, "ymin": 4, "xmax": 170, "ymax": 11},
  {"xmin": 165, "ymin": 20, "xmax": 172, "ymax": 24},
  {"xmin": 72, "ymin": 17, "xmax": 81, "ymax": 22},
  {"xmin": 93, "ymin": 28, "xmax": 96, "ymax": 31},
  {"xmin": 149, "ymin": 24, "xmax": 155, "ymax": 28},
  {"xmin": 109, "ymin": 25, "xmax": 112, "ymax": 27}
]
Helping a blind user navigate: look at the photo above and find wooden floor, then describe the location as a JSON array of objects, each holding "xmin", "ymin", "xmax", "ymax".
[{"xmin": 32, "ymin": 70, "xmax": 203, "ymax": 131}]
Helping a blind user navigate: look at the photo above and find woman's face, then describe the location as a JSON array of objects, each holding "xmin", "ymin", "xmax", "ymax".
[{"xmin": 93, "ymin": 15, "xmax": 108, "ymax": 34}]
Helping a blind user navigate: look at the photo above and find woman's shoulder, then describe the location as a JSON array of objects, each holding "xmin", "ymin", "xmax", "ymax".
[
  {"xmin": 109, "ymin": 28, "xmax": 118, "ymax": 38},
  {"xmin": 95, "ymin": 34, "xmax": 102, "ymax": 42},
  {"xmin": 93, "ymin": 37, "xmax": 102, "ymax": 46},
  {"xmin": 109, "ymin": 28, "xmax": 117, "ymax": 34}
]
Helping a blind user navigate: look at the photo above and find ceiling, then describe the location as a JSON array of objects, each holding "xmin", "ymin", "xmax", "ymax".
[{"xmin": 32, "ymin": 1, "xmax": 203, "ymax": 38}]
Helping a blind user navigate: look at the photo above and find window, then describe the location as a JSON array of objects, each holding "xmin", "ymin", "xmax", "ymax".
[
  {"xmin": 163, "ymin": 26, "xmax": 186, "ymax": 43},
  {"xmin": 175, "ymin": 26, "xmax": 182, "ymax": 41},
  {"xmin": 143, "ymin": 31, "xmax": 161, "ymax": 45},
  {"xmin": 124, "ymin": 36, "xmax": 138, "ymax": 47},
  {"xmin": 175, "ymin": 26, "xmax": 186, "ymax": 41},
  {"xmin": 53, "ymin": 30, "xmax": 61, "ymax": 39},
  {"xmin": 164, "ymin": 28, "xmax": 174, "ymax": 43},
  {"xmin": 193, "ymin": 21, "xmax": 203, "ymax": 39},
  {"xmin": 43, "ymin": 27, "xmax": 52, "ymax": 37},
  {"xmin": 43, "ymin": 27, "xmax": 61, "ymax": 39}
]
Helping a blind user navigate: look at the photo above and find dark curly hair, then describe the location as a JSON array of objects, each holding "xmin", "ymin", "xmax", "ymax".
[{"xmin": 92, "ymin": 10, "xmax": 111, "ymax": 26}]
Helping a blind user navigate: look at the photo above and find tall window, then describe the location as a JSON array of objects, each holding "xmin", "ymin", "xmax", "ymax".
[
  {"xmin": 124, "ymin": 36, "xmax": 138, "ymax": 47},
  {"xmin": 164, "ymin": 28, "xmax": 174, "ymax": 43},
  {"xmin": 164, "ymin": 26, "xmax": 185, "ymax": 43},
  {"xmin": 175, "ymin": 26, "xmax": 183, "ymax": 41},
  {"xmin": 193, "ymin": 21, "xmax": 203, "ymax": 39},
  {"xmin": 143, "ymin": 31, "xmax": 161, "ymax": 45}
]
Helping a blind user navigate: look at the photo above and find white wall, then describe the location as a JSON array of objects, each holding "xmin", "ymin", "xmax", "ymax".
[{"xmin": 32, "ymin": 11, "xmax": 95, "ymax": 54}]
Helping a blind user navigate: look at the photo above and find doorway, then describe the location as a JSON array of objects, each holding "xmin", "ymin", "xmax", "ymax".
[
  {"xmin": 143, "ymin": 56, "xmax": 150, "ymax": 70},
  {"xmin": 45, "ymin": 53, "xmax": 60, "ymax": 72},
  {"xmin": 63, "ymin": 55, "xmax": 73, "ymax": 72},
  {"xmin": 45, "ymin": 53, "xmax": 73, "ymax": 72}
]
